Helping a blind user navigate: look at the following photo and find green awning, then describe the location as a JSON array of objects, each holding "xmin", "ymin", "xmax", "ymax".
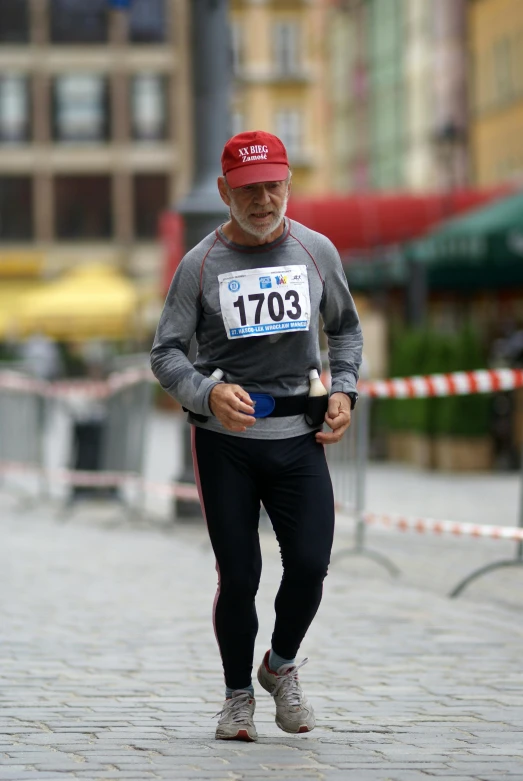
[
  {"xmin": 405, "ymin": 192, "xmax": 523, "ymax": 271},
  {"xmin": 345, "ymin": 190, "xmax": 523, "ymax": 291}
]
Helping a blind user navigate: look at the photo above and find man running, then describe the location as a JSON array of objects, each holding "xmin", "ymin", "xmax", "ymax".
[{"xmin": 151, "ymin": 130, "xmax": 363, "ymax": 741}]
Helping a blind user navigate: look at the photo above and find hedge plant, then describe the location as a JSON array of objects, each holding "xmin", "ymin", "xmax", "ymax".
[
  {"xmin": 376, "ymin": 326, "xmax": 490, "ymax": 439},
  {"xmin": 435, "ymin": 327, "xmax": 491, "ymax": 438}
]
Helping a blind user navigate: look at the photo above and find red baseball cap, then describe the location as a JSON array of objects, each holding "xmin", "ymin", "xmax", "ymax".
[{"xmin": 221, "ymin": 130, "xmax": 289, "ymax": 188}]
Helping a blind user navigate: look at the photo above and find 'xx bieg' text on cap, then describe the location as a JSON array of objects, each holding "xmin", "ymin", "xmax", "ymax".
[{"xmin": 221, "ymin": 130, "xmax": 289, "ymax": 189}]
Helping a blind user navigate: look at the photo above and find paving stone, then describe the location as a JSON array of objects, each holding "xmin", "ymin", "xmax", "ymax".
[{"xmin": 2, "ymin": 481, "xmax": 523, "ymax": 780}]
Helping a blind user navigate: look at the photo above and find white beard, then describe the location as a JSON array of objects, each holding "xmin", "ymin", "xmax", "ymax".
[{"xmin": 230, "ymin": 191, "xmax": 289, "ymax": 240}]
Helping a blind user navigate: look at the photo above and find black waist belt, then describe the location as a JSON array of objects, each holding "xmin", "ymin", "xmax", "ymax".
[
  {"xmin": 269, "ymin": 394, "xmax": 308, "ymax": 417},
  {"xmin": 185, "ymin": 393, "xmax": 310, "ymax": 423}
]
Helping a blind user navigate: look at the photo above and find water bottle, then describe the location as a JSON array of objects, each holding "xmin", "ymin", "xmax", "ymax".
[{"xmin": 305, "ymin": 369, "xmax": 329, "ymax": 427}]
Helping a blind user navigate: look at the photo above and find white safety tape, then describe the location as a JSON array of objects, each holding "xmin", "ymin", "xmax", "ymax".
[
  {"xmin": 0, "ymin": 368, "xmax": 154, "ymax": 399},
  {"xmin": 363, "ymin": 510, "xmax": 523, "ymax": 542},
  {"xmin": 0, "ymin": 461, "xmax": 200, "ymax": 501},
  {"xmin": 2, "ymin": 461, "xmax": 520, "ymax": 541}
]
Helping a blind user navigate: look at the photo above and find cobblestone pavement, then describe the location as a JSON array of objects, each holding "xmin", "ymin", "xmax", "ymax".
[{"xmin": 1, "ymin": 487, "xmax": 523, "ymax": 781}]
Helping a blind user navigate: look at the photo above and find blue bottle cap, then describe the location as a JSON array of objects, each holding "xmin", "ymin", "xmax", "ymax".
[{"xmin": 249, "ymin": 393, "xmax": 275, "ymax": 418}]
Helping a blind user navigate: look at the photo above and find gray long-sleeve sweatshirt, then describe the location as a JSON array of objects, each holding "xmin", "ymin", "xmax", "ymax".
[{"xmin": 150, "ymin": 218, "xmax": 363, "ymax": 439}]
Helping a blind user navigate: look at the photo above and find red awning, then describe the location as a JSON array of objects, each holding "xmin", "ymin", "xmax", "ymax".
[{"xmin": 286, "ymin": 188, "xmax": 511, "ymax": 254}]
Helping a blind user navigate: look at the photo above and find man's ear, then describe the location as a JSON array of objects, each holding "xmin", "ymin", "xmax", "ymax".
[{"xmin": 217, "ymin": 176, "xmax": 231, "ymax": 206}]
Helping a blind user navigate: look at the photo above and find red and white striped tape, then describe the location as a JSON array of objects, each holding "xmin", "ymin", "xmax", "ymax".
[
  {"xmin": 0, "ymin": 373, "xmax": 48, "ymax": 395},
  {"xmin": 0, "ymin": 368, "xmax": 154, "ymax": 399},
  {"xmin": 2, "ymin": 460, "xmax": 521, "ymax": 542},
  {"xmin": 3, "ymin": 366, "xmax": 523, "ymax": 401},
  {"xmin": 361, "ymin": 368, "xmax": 523, "ymax": 399},
  {"xmin": 363, "ymin": 510, "xmax": 523, "ymax": 542},
  {"xmin": 0, "ymin": 461, "xmax": 200, "ymax": 501}
]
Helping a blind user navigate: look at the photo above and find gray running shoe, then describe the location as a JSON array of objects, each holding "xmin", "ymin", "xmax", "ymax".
[
  {"xmin": 257, "ymin": 650, "xmax": 316, "ymax": 734},
  {"xmin": 214, "ymin": 690, "xmax": 257, "ymax": 742}
]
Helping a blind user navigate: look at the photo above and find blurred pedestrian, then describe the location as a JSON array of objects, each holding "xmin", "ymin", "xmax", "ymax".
[
  {"xmin": 151, "ymin": 131, "xmax": 363, "ymax": 741},
  {"xmin": 19, "ymin": 332, "xmax": 63, "ymax": 381}
]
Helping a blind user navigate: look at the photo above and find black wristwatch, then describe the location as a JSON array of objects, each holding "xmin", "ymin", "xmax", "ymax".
[{"xmin": 346, "ymin": 392, "xmax": 358, "ymax": 410}]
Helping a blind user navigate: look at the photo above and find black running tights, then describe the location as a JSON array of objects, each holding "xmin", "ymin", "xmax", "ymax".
[{"xmin": 192, "ymin": 427, "xmax": 335, "ymax": 691}]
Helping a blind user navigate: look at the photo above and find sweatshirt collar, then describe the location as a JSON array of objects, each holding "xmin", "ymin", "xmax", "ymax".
[{"xmin": 216, "ymin": 219, "xmax": 291, "ymax": 253}]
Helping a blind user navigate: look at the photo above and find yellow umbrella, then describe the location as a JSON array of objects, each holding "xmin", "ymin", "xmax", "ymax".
[
  {"xmin": 16, "ymin": 264, "xmax": 140, "ymax": 341},
  {"xmin": 0, "ymin": 281, "xmax": 45, "ymax": 340}
]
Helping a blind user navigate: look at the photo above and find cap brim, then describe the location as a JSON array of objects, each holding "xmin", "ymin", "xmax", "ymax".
[{"xmin": 225, "ymin": 163, "xmax": 289, "ymax": 188}]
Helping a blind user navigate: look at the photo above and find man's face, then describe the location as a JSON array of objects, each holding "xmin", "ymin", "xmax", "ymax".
[{"xmin": 226, "ymin": 179, "xmax": 290, "ymax": 240}]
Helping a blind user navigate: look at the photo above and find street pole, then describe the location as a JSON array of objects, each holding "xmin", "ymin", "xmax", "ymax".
[
  {"xmin": 174, "ymin": 0, "xmax": 231, "ymax": 519},
  {"xmin": 177, "ymin": 0, "xmax": 231, "ymax": 248},
  {"xmin": 405, "ymin": 258, "xmax": 428, "ymax": 327}
]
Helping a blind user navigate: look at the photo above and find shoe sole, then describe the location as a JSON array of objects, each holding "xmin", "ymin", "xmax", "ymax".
[
  {"xmin": 216, "ymin": 729, "xmax": 257, "ymax": 742},
  {"xmin": 275, "ymin": 719, "xmax": 315, "ymax": 734}
]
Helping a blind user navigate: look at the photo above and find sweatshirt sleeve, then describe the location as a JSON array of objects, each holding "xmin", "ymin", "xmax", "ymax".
[
  {"xmin": 150, "ymin": 256, "xmax": 220, "ymax": 417},
  {"xmin": 319, "ymin": 241, "xmax": 363, "ymax": 396}
]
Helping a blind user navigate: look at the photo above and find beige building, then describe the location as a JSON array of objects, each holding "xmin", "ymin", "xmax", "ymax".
[
  {"xmin": 0, "ymin": 0, "xmax": 191, "ymax": 289},
  {"xmin": 469, "ymin": 0, "xmax": 523, "ymax": 186},
  {"xmin": 230, "ymin": 0, "xmax": 330, "ymax": 195}
]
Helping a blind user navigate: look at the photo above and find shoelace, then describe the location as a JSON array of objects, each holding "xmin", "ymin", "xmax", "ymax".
[
  {"xmin": 271, "ymin": 658, "xmax": 308, "ymax": 707},
  {"xmin": 214, "ymin": 691, "xmax": 252, "ymax": 723}
]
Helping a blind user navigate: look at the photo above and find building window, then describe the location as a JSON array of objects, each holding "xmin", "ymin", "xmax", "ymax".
[
  {"xmin": 0, "ymin": 75, "xmax": 30, "ymax": 143},
  {"xmin": 50, "ymin": 0, "xmax": 108, "ymax": 44},
  {"xmin": 55, "ymin": 176, "xmax": 112, "ymax": 239},
  {"xmin": 494, "ymin": 37, "xmax": 513, "ymax": 104},
  {"xmin": 129, "ymin": 0, "xmax": 166, "ymax": 44},
  {"xmin": 53, "ymin": 74, "xmax": 109, "ymax": 143},
  {"xmin": 0, "ymin": 177, "xmax": 33, "ymax": 240},
  {"xmin": 231, "ymin": 21, "xmax": 244, "ymax": 76},
  {"xmin": 0, "ymin": 0, "xmax": 29, "ymax": 43},
  {"xmin": 275, "ymin": 110, "xmax": 303, "ymax": 157},
  {"xmin": 273, "ymin": 22, "xmax": 302, "ymax": 76},
  {"xmin": 133, "ymin": 175, "xmax": 169, "ymax": 239},
  {"xmin": 131, "ymin": 75, "xmax": 168, "ymax": 141}
]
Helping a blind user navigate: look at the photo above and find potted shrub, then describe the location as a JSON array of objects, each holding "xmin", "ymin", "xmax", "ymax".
[
  {"xmin": 381, "ymin": 328, "xmax": 421, "ymax": 462},
  {"xmin": 433, "ymin": 327, "xmax": 493, "ymax": 471}
]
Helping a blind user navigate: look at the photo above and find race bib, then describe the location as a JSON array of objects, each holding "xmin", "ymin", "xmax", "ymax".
[{"xmin": 218, "ymin": 265, "xmax": 310, "ymax": 340}]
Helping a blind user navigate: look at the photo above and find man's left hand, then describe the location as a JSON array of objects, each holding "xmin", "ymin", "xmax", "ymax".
[{"xmin": 315, "ymin": 392, "xmax": 352, "ymax": 445}]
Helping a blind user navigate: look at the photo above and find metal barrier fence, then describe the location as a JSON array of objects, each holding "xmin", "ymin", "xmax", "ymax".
[
  {"xmin": 98, "ymin": 377, "xmax": 153, "ymax": 515},
  {"xmin": 330, "ymin": 368, "xmax": 523, "ymax": 597},
  {"xmin": 0, "ymin": 372, "xmax": 46, "ymax": 499},
  {"xmin": 2, "ymin": 362, "xmax": 523, "ymax": 597},
  {"xmin": 0, "ymin": 368, "xmax": 153, "ymax": 516},
  {"xmin": 328, "ymin": 394, "xmax": 400, "ymax": 577},
  {"xmin": 325, "ymin": 414, "xmax": 357, "ymax": 517}
]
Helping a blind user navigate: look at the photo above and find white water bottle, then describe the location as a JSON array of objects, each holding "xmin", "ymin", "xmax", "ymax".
[
  {"xmin": 210, "ymin": 368, "xmax": 224, "ymax": 381},
  {"xmin": 305, "ymin": 369, "xmax": 329, "ymax": 426}
]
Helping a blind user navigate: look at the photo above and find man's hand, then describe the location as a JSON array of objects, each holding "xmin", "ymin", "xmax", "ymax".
[
  {"xmin": 315, "ymin": 392, "xmax": 352, "ymax": 445},
  {"xmin": 209, "ymin": 383, "xmax": 256, "ymax": 432}
]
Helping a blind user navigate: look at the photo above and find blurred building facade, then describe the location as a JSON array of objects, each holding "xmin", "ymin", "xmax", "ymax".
[
  {"xmin": 325, "ymin": 0, "xmax": 369, "ymax": 192},
  {"xmin": 0, "ymin": 0, "xmax": 191, "ymax": 287},
  {"xmin": 230, "ymin": 0, "xmax": 330, "ymax": 194},
  {"xmin": 469, "ymin": 0, "xmax": 523, "ymax": 186},
  {"xmin": 325, "ymin": 0, "xmax": 469, "ymax": 192}
]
